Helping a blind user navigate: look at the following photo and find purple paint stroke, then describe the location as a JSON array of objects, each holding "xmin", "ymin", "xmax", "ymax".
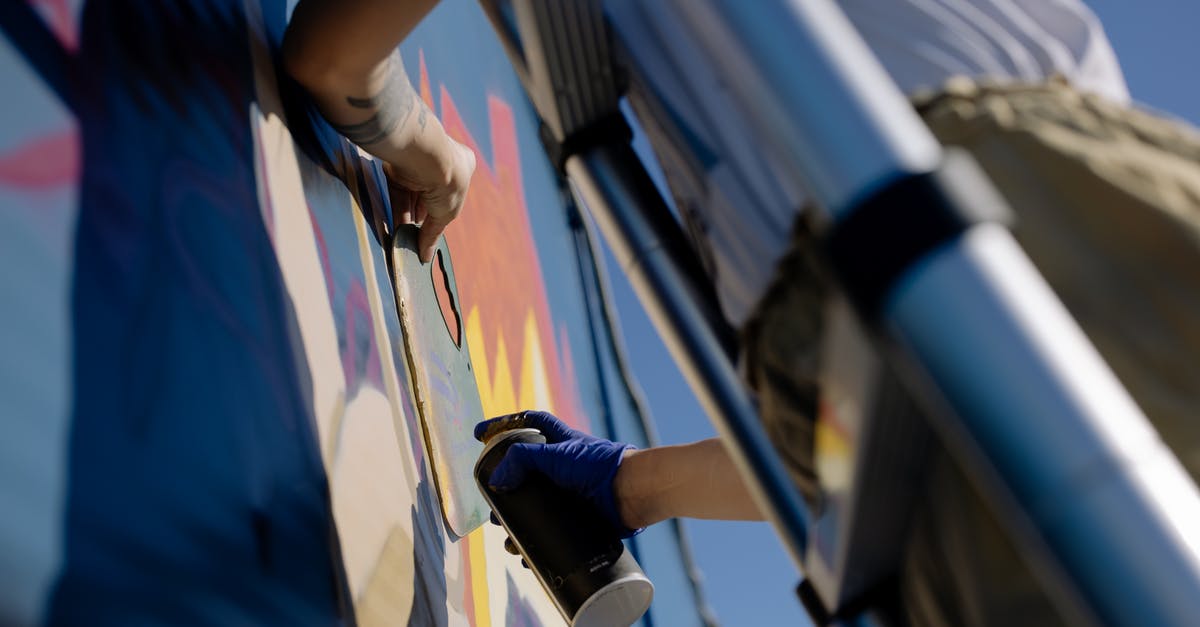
[
  {"xmin": 423, "ymin": 347, "xmax": 456, "ymax": 403},
  {"xmin": 307, "ymin": 205, "xmax": 335, "ymax": 304},
  {"xmin": 341, "ymin": 280, "xmax": 384, "ymax": 394}
]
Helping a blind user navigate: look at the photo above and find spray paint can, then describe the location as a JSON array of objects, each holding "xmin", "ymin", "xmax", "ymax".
[{"xmin": 475, "ymin": 427, "xmax": 654, "ymax": 627}]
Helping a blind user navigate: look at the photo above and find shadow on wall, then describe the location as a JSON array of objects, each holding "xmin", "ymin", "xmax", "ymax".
[{"xmin": 0, "ymin": 0, "xmax": 461, "ymax": 623}]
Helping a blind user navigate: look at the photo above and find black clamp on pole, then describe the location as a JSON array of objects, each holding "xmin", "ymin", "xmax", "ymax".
[
  {"xmin": 823, "ymin": 149, "xmax": 1014, "ymax": 319},
  {"xmin": 539, "ymin": 113, "xmax": 633, "ymax": 175}
]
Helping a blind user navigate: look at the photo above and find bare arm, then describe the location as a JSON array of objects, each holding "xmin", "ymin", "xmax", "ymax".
[
  {"xmin": 614, "ymin": 438, "xmax": 764, "ymax": 528},
  {"xmin": 282, "ymin": 0, "xmax": 474, "ymax": 262}
]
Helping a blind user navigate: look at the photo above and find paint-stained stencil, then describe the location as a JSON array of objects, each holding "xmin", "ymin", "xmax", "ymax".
[{"xmin": 392, "ymin": 225, "xmax": 488, "ymax": 537}]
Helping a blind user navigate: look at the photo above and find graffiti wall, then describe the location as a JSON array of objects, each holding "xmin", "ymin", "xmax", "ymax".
[{"xmin": 0, "ymin": 0, "xmax": 707, "ymax": 625}]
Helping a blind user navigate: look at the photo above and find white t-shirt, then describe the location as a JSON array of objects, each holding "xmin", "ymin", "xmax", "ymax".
[
  {"xmin": 840, "ymin": 0, "xmax": 1129, "ymax": 103},
  {"xmin": 715, "ymin": 0, "xmax": 1130, "ymax": 325},
  {"xmin": 615, "ymin": 0, "xmax": 1130, "ymax": 325}
]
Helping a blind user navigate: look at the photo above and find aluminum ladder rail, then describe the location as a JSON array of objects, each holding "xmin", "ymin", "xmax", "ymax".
[
  {"xmin": 662, "ymin": 1, "xmax": 1200, "ymax": 625},
  {"xmin": 479, "ymin": 0, "xmax": 1200, "ymax": 624}
]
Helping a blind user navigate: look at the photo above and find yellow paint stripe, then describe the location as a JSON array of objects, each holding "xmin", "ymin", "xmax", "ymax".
[{"xmin": 468, "ymin": 528, "xmax": 492, "ymax": 627}]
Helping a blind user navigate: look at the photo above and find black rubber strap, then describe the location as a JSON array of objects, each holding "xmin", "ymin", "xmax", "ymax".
[
  {"xmin": 824, "ymin": 149, "xmax": 1013, "ymax": 318},
  {"xmin": 797, "ymin": 574, "xmax": 908, "ymax": 624},
  {"xmin": 540, "ymin": 113, "xmax": 632, "ymax": 173},
  {"xmin": 0, "ymin": 1, "xmax": 77, "ymax": 112},
  {"xmin": 797, "ymin": 579, "xmax": 833, "ymax": 625}
]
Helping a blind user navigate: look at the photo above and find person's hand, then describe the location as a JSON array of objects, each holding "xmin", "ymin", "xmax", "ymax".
[
  {"xmin": 386, "ymin": 136, "xmax": 475, "ymax": 263},
  {"xmin": 474, "ymin": 410, "xmax": 642, "ymax": 538}
]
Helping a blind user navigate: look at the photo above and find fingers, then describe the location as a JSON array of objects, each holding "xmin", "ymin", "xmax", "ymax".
[
  {"xmin": 488, "ymin": 442, "xmax": 547, "ymax": 491},
  {"xmin": 515, "ymin": 410, "xmax": 577, "ymax": 443},
  {"xmin": 400, "ymin": 203, "xmax": 414, "ymax": 226},
  {"xmin": 475, "ymin": 413, "xmax": 524, "ymax": 442},
  {"xmin": 386, "ymin": 178, "xmax": 418, "ymax": 226},
  {"xmin": 417, "ymin": 210, "xmax": 455, "ymax": 263},
  {"xmin": 474, "ymin": 419, "xmax": 494, "ymax": 442},
  {"xmin": 488, "ymin": 515, "xmax": 528, "ymax": 568},
  {"xmin": 455, "ymin": 141, "xmax": 476, "ymax": 183},
  {"xmin": 417, "ymin": 142, "xmax": 473, "ymax": 263},
  {"xmin": 487, "ymin": 512, "xmax": 514, "ymax": 552},
  {"xmin": 475, "ymin": 410, "xmax": 575, "ymax": 444}
]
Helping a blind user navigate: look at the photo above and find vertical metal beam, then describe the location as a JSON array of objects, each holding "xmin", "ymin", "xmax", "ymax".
[
  {"xmin": 566, "ymin": 142, "xmax": 812, "ymax": 569},
  {"xmin": 566, "ymin": 191, "xmax": 721, "ymax": 627}
]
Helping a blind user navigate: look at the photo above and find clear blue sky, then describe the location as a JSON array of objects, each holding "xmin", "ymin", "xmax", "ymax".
[{"xmin": 606, "ymin": 2, "xmax": 1200, "ymax": 625}]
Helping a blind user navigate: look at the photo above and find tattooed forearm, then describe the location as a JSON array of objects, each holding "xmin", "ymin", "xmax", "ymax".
[{"xmin": 333, "ymin": 53, "xmax": 417, "ymax": 145}]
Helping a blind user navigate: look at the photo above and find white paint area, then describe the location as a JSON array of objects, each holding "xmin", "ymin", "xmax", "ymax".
[
  {"xmin": 331, "ymin": 387, "xmax": 418, "ymax": 601},
  {"xmin": 0, "ymin": 38, "xmax": 78, "ymax": 627}
]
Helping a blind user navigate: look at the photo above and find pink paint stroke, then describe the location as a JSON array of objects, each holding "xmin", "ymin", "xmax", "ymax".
[
  {"xmin": 28, "ymin": 0, "xmax": 78, "ymax": 50},
  {"xmin": 0, "ymin": 131, "xmax": 79, "ymax": 190}
]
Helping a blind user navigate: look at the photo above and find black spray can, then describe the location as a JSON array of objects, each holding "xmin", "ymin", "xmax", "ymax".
[{"xmin": 475, "ymin": 427, "xmax": 654, "ymax": 627}]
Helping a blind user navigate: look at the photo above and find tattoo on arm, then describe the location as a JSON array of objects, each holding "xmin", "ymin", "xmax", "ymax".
[
  {"xmin": 417, "ymin": 102, "xmax": 428, "ymax": 132},
  {"xmin": 333, "ymin": 53, "xmax": 417, "ymax": 145}
]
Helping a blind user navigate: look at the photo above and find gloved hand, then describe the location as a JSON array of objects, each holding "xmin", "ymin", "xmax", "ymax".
[{"xmin": 474, "ymin": 410, "xmax": 642, "ymax": 538}]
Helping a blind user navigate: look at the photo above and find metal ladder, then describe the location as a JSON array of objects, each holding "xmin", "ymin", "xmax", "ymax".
[{"xmin": 478, "ymin": 1, "xmax": 1200, "ymax": 624}]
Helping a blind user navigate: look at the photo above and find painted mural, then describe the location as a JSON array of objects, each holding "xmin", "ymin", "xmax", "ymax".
[{"xmin": 0, "ymin": 0, "xmax": 707, "ymax": 625}]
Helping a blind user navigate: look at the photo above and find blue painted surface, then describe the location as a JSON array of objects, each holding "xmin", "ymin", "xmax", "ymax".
[{"xmin": 0, "ymin": 0, "xmax": 711, "ymax": 624}]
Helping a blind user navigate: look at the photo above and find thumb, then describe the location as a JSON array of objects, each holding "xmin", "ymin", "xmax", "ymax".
[{"xmin": 488, "ymin": 442, "xmax": 550, "ymax": 491}]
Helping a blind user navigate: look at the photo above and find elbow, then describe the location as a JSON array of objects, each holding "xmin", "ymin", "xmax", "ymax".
[
  {"xmin": 278, "ymin": 1, "xmax": 396, "ymax": 94},
  {"xmin": 282, "ymin": 26, "xmax": 390, "ymax": 98},
  {"xmin": 281, "ymin": 27, "xmax": 338, "ymax": 93},
  {"xmin": 283, "ymin": 0, "xmax": 432, "ymax": 95}
]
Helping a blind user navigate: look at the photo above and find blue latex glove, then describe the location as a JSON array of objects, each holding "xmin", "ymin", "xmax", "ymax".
[{"xmin": 474, "ymin": 410, "xmax": 641, "ymax": 538}]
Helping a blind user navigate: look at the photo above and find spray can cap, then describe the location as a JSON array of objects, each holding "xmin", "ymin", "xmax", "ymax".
[{"xmin": 478, "ymin": 411, "xmax": 546, "ymax": 445}]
